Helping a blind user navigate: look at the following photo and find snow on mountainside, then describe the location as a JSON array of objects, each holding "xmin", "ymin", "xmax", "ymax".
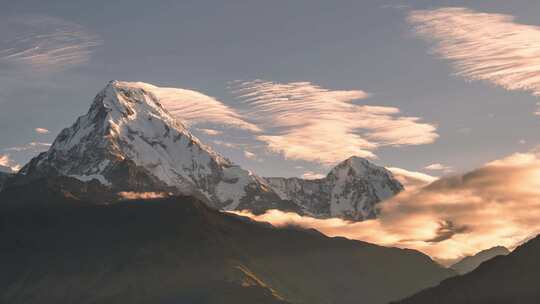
[
  {"xmin": 266, "ymin": 157, "xmax": 404, "ymax": 220},
  {"xmin": 18, "ymin": 81, "xmax": 292, "ymax": 212},
  {"xmin": 15, "ymin": 80, "xmax": 402, "ymax": 220}
]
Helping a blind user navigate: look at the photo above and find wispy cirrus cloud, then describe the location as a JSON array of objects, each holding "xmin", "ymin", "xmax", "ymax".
[
  {"xmin": 196, "ymin": 128, "xmax": 223, "ymax": 136},
  {"xmin": 4, "ymin": 142, "xmax": 51, "ymax": 152},
  {"xmin": 408, "ymin": 7, "xmax": 540, "ymax": 106},
  {"xmin": 236, "ymin": 149, "xmax": 540, "ymax": 263},
  {"xmin": 425, "ymin": 163, "xmax": 453, "ymax": 173},
  {"xmin": 230, "ymin": 80, "xmax": 438, "ymax": 165},
  {"xmin": 0, "ymin": 15, "xmax": 102, "ymax": 71},
  {"xmin": 118, "ymin": 82, "xmax": 260, "ymax": 132}
]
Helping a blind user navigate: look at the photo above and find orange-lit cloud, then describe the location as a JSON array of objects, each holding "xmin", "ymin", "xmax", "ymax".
[
  {"xmin": 234, "ymin": 150, "xmax": 540, "ymax": 264},
  {"xmin": 387, "ymin": 167, "xmax": 437, "ymax": 189},
  {"xmin": 300, "ymin": 171, "xmax": 325, "ymax": 180},
  {"xmin": 0, "ymin": 154, "xmax": 21, "ymax": 172},
  {"xmin": 117, "ymin": 191, "xmax": 171, "ymax": 200},
  {"xmin": 197, "ymin": 128, "xmax": 223, "ymax": 136},
  {"xmin": 34, "ymin": 127, "xmax": 50, "ymax": 134},
  {"xmin": 231, "ymin": 80, "xmax": 438, "ymax": 165},
  {"xmin": 424, "ymin": 163, "xmax": 453, "ymax": 173},
  {"xmin": 409, "ymin": 7, "xmax": 540, "ymax": 102}
]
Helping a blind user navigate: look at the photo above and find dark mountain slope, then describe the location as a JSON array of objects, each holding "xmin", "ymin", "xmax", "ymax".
[
  {"xmin": 0, "ymin": 168, "xmax": 13, "ymax": 191},
  {"xmin": 396, "ymin": 236, "xmax": 540, "ymax": 304},
  {"xmin": 0, "ymin": 179, "xmax": 453, "ymax": 304}
]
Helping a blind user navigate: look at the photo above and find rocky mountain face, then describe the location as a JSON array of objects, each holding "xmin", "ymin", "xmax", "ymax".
[
  {"xmin": 266, "ymin": 156, "xmax": 404, "ymax": 220},
  {"xmin": 450, "ymin": 246, "xmax": 510, "ymax": 275},
  {"xmin": 0, "ymin": 180, "xmax": 454, "ymax": 304},
  {"xmin": 15, "ymin": 81, "xmax": 296, "ymax": 213},
  {"xmin": 10, "ymin": 80, "xmax": 403, "ymax": 220},
  {"xmin": 395, "ymin": 236, "xmax": 540, "ymax": 304}
]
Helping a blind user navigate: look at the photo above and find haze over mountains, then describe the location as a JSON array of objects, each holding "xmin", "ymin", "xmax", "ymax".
[{"xmin": 450, "ymin": 246, "xmax": 510, "ymax": 275}]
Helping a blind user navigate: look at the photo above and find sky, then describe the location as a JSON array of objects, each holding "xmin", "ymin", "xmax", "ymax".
[
  {"xmin": 2, "ymin": 0, "xmax": 540, "ymax": 179},
  {"xmin": 3, "ymin": 0, "xmax": 540, "ymax": 261}
]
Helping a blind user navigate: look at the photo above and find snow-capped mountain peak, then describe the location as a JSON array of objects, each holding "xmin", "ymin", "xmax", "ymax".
[
  {"xmin": 331, "ymin": 156, "xmax": 383, "ymax": 175},
  {"xmin": 15, "ymin": 81, "xmax": 402, "ymax": 221},
  {"xmin": 18, "ymin": 81, "xmax": 287, "ymax": 211},
  {"xmin": 266, "ymin": 156, "xmax": 403, "ymax": 220}
]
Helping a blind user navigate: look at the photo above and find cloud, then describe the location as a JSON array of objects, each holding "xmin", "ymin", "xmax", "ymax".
[
  {"xmin": 118, "ymin": 82, "xmax": 260, "ymax": 132},
  {"xmin": 197, "ymin": 128, "xmax": 223, "ymax": 136},
  {"xmin": 34, "ymin": 127, "xmax": 50, "ymax": 134},
  {"xmin": 244, "ymin": 150, "xmax": 257, "ymax": 160},
  {"xmin": 0, "ymin": 154, "xmax": 21, "ymax": 172},
  {"xmin": 117, "ymin": 191, "xmax": 171, "ymax": 200},
  {"xmin": 0, "ymin": 15, "xmax": 102, "ymax": 71},
  {"xmin": 230, "ymin": 80, "xmax": 438, "ymax": 165},
  {"xmin": 301, "ymin": 171, "xmax": 326, "ymax": 180},
  {"xmin": 234, "ymin": 149, "xmax": 540, "ymax": 263},
  {"xmin": 408, "ymin": 7, "xmax": 540, "ymax": 102},
  {"xmin": 425, "ymin": 163, "xmax": 453, "ymax": 172},
  {"xmin": 387, "ymin": 167, "xmax": 437, "ymax": 189},
  {"xmin": 4, "ymin": 142, "xmax": 51, "ymax": 152},
  {"xmin": 211, "ymin": 140, "xmax": 245, "ymax": 149}
]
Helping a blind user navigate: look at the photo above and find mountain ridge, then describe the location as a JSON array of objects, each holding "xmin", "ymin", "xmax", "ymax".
[
  {"xmin": 15, "ymin": 80, "xmax": 297, "ymax": 214},
  {"xmin": 395, "ymin": 235, "xmax": 540, "ymax": 304},
  {"xmin": 266, "ymin": 156, "xmax": 403, "ymax": 220},
  {"xmin": 8, "ymin": 80, "xmax": 403, "ymax": 220},
  {"xmin": 0, "ymin": 179, "xmax": 454, "ymax": 304}
]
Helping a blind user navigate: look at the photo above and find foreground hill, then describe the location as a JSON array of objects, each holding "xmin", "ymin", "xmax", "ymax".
[
  {"xmin": 0, "ymin": 178, "xmax": 453, "ymax": 304},
  {"xmin": 396, "ymin": 236, "xmax": 540, "ymax": 304}
]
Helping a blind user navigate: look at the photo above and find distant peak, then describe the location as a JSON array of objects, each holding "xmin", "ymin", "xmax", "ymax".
[
  {"xmin": 335, "ymin": 156, "xmax": 382, "ymax": 173},
  {"xmin": 343, "ymin": 156, "xmax": 371, "ymax": 164}
]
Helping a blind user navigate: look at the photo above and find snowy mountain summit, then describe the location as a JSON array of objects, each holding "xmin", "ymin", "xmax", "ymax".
[
  {"xmin": 17, "ymin": 81, "xmax": 402, "ymax": 220},
  {"xmin": 19, "ymin": 81, "xmax": 290, "ymax": 212},
  {"xmin": 266, "ymin": 156, "xmax": 403, "ymax": 220}
]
